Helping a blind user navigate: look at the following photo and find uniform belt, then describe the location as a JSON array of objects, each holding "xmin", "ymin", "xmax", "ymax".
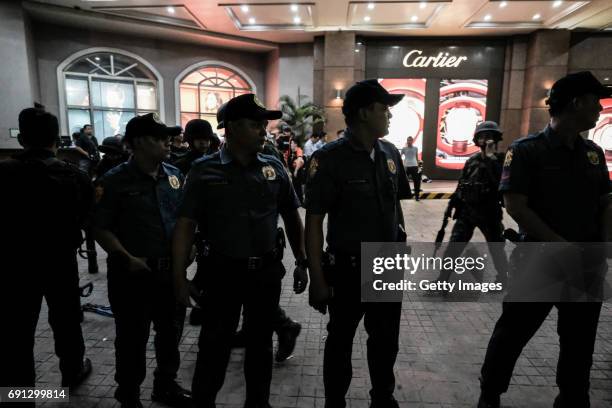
[
  {"xmin": 147, "ymin": 257, "xmax": 171, "ymax": 271},
  {"xmin": 325, "ymin": 251, "xmax": 360, "ymax": 268},
  {"xmin": 209, "ymin": 249, "xmax": 278, "ymax": 271}
]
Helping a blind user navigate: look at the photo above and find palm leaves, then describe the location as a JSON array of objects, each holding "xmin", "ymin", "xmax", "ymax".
[{"xmin": 278, "ymin": 95, "xmax": 325, "ymax": 145}]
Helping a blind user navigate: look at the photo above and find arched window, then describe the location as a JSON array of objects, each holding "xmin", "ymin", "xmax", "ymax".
[
  {"xmin": 178, "ymin": 64, "xmax": 254, "ymax": 130},
  {"xmin": 59, "ymin": 50, "xmax": 161, "ymax": 140}
]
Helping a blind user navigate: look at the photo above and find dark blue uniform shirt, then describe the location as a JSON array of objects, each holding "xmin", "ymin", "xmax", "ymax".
[
  {"xmin": 179, "ymin": 146, "xmax": 300, "ymax": 258},
  {"xmin": 304, "ymin": 129, "xmax": 412, "ymax": 254},
  {"xmin": 94, "ymin": 159, "xmax": 184, "ymax": 258},
  {"xmin": 500, "ymin": 125, "xmax": 611, "ymax": 242}
]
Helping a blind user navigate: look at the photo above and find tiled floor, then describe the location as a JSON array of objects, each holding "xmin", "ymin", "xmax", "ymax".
[{"xmin": 32, "ymin": 201, "xmax": 612, "ymax": 407}]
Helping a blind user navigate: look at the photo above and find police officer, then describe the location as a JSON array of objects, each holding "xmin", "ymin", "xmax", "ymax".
[
  {"xmin": 0, "ymin": 105, "xmax": 92, "ymax": 403},
  {"xmin": 172, "ymin": 93, "xmax": 308, "ymax": 408},
  {"xmin": 436, "ymin": 121, "xmax": 509, "ymax": 285},
  {"xmin": 305, "ymin": 79, "xmax": 412, "ymax": 408},
  {"xmin": 93, "ymin": 113, "xmax": 191, "ymax": 408},
  {"xmin": 75, "ymin": 124, "xmax": 100, "ymax": 176},
  {"xmin": 95, "ymin": 135, "xmax": 129, "ymax": 179},
  {"xmin": 478, "ymin": 71, "xmax": 612, "ymax": 408},
  {"xmin": 173, "ymin": 119, "xmax": 218, "ymax": 175},
  {"xmin": 215, "ymin": 103, "xmax": 304, "ymax": 361}
]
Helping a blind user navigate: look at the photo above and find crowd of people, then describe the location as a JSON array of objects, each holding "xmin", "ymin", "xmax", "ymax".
[{"xmin": 0, "ymin": 71, "xmax": 611, "ymax": 408}]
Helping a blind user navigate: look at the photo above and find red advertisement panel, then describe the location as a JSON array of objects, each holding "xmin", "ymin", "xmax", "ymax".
[
  {"xmin": 436, "ymin": 79, "xmax": 488, "ymax": 170},
  {"xmin": 379, "ymin": 78, "xmax": 426, "ymax": 157},
  {"xmin": 588, "ymin": 98, "xmax": 612, "ymax": 178}
]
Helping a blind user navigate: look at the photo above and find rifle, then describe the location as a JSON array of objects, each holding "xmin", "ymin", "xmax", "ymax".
[{"xmin": 433, "ymin": 193, "xmax": 460, "ymax": 256}]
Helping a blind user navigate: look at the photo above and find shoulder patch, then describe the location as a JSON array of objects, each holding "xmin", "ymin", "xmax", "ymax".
[
  {"xmin": 308, "ymin": 157, "xmax": 319, "ymax": 178},
  {"xmin": 587, "ymin": 150, "xmax": 600, "ymax": 165},
  {"xmin": 503, "ymin": 149, "xmax": 513, "ymax": 167}
]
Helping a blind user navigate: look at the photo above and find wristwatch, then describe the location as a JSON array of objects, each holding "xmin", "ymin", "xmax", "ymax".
[{"xmin": 295, "ymin": 258, "xmax": 309, "ymax": 268}]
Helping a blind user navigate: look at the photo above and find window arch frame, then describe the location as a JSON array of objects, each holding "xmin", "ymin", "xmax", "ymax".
[
  {"xmin": 57, "ymin": 47, "xmax": 165, "ymax": 136},
  {"xmin": 174, "ymin": 60, "xmax": 257, "ymax": 127}
]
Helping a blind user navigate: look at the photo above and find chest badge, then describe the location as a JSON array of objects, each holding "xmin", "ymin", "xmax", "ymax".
[
  {"xmin": 309, "ymin": 157, "xmax": 319, "ymax": 178},
  {"xmin": 262, "ymin": 165, "xmax": 277, "ymax": 181},
  {"xmin": 387, "ymin": 159, "xmax": 397, "ymax": 174},
  {"xmin": 587, "ymin": 151, "xmax": 600, "ymax": 165},
  {"xmin": 168, "ymin": 175, "xmax": 181, "ymax": 189},
  {"xmin": 503, "ymin": 149, "xmax": 513, "ymax": 167}
]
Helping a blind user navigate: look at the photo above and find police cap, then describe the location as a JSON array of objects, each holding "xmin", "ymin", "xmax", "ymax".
[
  {"xmin": 342, "ymin": 79, "xmax": 404, "ymax": 117},
  {"xmin": 184, "ymin": 119, "xmax": 213, "ymax": 143},
  {"xmin": 124, "ymin": 113, "xmax": 181, "ymax": 145},
  {"xmin": 547, "ymin": 71, "xmax": 612, "ymax": 106},
  {"xmin": 217, "ymin": 94, "xmax": 282, "ymax": 129},
  {"xmin": 216, "ymin": 103, "xmax": 227, "ymax": 130},
  {"xmin": 98, "ymin": 136, "xmax": 124, "ymax": 154}
]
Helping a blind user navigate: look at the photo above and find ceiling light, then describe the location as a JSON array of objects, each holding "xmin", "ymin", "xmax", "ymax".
[
  {"xmin": 484, "ymin": 14, "xmax": 492, "ymax": 21},
  {"xmin": 356, "ymin": 41, "xmax": 363, "ymax": 45},
  {"xmin": 355, "ymin": 49, "xmax": 360, "ymax": 53},
  {"xmin": 419, "ymin": 2, "xmax": 427, "ymax": 9},
  {"xmin": 94, "ymin": 56, "xmax": 100, "ymax": 61},
  {"xmin": 499, "ymin": 1, "xmax": 507, "ymax": 8},
  {"xmin": 290, "ymin": 4, "xmax": 298, "ymax": 12},
  {"xmin": 553, "ymin": 0, "xmax": 563, "ymax": 8},
  {"xmin": 166, "ymin": 6, "xmax": 175, "ymax": 14},
  {"xmin": 392, "ymin": 46, "xmax": 400, "ymax": 49},
  {"xmin": 241, "ymin": 5, "xmax": 249, "ymax": 13},
  {"xmin": 411, "ymin": 15, "xmax": 418, "ymax": 22},
  {"xmin": 364, "ymin": 16, "xmax": 371, "ymax": 22},
  {"xmin": 248, "ymin": 17, "xmax": 256, "ymax": 24},
  {"xmin": 293, "ymin": 16, "xmax": 301, "ymax": 24},
  {"xmin": 367, "ymin": 2, "xmax": 375, "ymax": 10},
  {"xmin": 532, "ymin": 13, "xmax": 541, "ymax": 20},
  {"xmin": 605, "ymin": 77, "xmax": 610, "ymax": 81}
]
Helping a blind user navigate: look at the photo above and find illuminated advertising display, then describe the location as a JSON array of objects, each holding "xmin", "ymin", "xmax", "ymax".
[
  {"xmin": 588, "ymin": 98, "xmax": 612, "ymax": 178},
  {"xmin": 379, "ymin": 78, "xmax": 426, "ymax": 156},
  {"xmin": 436, "ymin": 79, "xmax": 488, "ymax": 170}
]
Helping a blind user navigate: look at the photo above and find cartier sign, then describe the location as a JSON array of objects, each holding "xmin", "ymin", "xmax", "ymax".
[{"xmin": 402, "ymin": 49, "xmax": 468, "ymax": 68}]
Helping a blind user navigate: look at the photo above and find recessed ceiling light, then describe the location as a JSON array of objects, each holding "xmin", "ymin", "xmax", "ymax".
[
  {"xmin": 94, "ymin": 56, "xmax": 100, "ymax": 61},
  {"xmin": 367, "ymin": 2, "xmax": 375, "ymax": 10},
  {"xmin": 364, "ymin": 16, "xmax": 371, "ymax": 22},
  {"xmin": 411, "ymin": 15, "xmax": 418, "ymax": 22},
  {"xmin": 356, "ymin": 41, "xmax": 363, "ymax": 45},
  {"xmin": 499, "ymin": 1, "xmax": 507, "ymax": 8},
  {"xmin": 553, "ymin": 0, "xmax": 563, "ymax": 8},
  {"xmin": 249, "ymin": 17, "xmax": 256, "ymax": 24},
  {"xmin": 241, "ymin": 5, "xmax": 249, "ymax": 13},
  {"xmin": 532, "ymin": 13, "xmax": 541, "ymax": 20},
  {"xmin": 166, "ymin": 6, "xmax": 175, "ymax": 14},
  {"xmin": 392, "ymin": 46, "xmax": 400, "ymax": 49},
  {"xmin": 484, "ymin": 14, "xmax": 492, "ymax": 21},
  {"xmin": 290, "ymin": 4, "xmax": 298, "ymax": 12},
  {"xmin": 605, "ymin": 77, "xmax": 610, "ymax": 81},
  {"xmin": 419, "ymin": 2, "xmax": 427, "ymax": 9},
  {"xmin": 293, "ymin": 16, "xmax": 301, "ymax": 24},
  {"xmin": 355, "ymin": 49, "xmax": 360, "ymax": 53}
]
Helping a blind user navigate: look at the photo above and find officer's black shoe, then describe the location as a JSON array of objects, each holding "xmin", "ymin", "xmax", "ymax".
[
  {"xmin": 189, "ymin": 308, "xmax": 203, "ymax": 326},
  {"xmin": 114, "ymin": 388, "xmax": 143, "ymax": 408},
  {"xmin": 151, "ymin": 382, "xmax": 192, "ymax": 407},
  {"xmin": 232, "ymin": 329, "xmax": 246, "ymax": 348},
  {"xmin": 477, "ymin": 393, "xmax": 500, "ymax": 408},
  {"xmin": 61, "ymin": 358, "xmax": 92, "ymax": 388},
  {"xmin": 369, "ymin": 395, "xmax": 399, "ymax": 408},
  {"xmin": 275, "ymin": 321, "xmax": 301, "ymax": 362},
  {"xmin": 120, "ymin": 400, "xmax": 144, "ymax": 408}
]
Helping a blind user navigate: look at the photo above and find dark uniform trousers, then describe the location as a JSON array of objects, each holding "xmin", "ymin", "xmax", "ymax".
[
  {"xmin": 404, "ymin": 166, "xmax": 421, "ymax": 197},
  {"xmin": 107, "ymin": 255, "xmax": 186, "ymax": 399},
  {"xmin": 192, "ymin": 254, "xmax": 284, "ymax": 408},
  {"xmin": 439, "ymin": 216, "xmax": 508, "ymax": 282},
  {"xmin": 323, "ymin": 257, "xmax": 401, "ymax": 407},
  {"xmin": 0, "ymin": 251, "xmax": 85, "ymax": 389},
  {"xmin": 481, "ymin": 302, "xmax": 602, "ymax": 405}
]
